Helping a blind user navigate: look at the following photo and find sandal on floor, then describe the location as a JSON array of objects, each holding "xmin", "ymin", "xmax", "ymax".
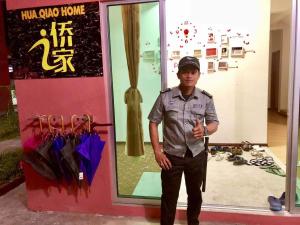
[
  {"xmin": 215, "ymin": 152, "xmax": 224, "ymax": 161},
  {"xmin": 210, "ymin": 146, "xmax": 222, "ymax": 156},
  {"xmin": 233, "ymin": 156, "xmax": 249, "ymax": 165},
  {"xmin": 222, "ymin": 146, "xmax": 231, "ymax": 152},
  {"xmin": 230, "ymin": 146, "xmax": 243, "ymax": 155},
  {"xmin": 227, "ymin": 154, "xmax": 237, "ymax": 161},
  {"xmin": 250, "ymin": 157, "xmax": 274, "ymax": 166},
  {"xmin": 268, "ymin": 196, "xmax": 282, "ymax": 211},
  {"xmin": 241, "ymin": 141, "xmax": 253, "ymax": 151},
  {"xmin": 251, "ymin": 150, "xmax": 264, "ymax": 158},
  {"xmin": 278, "ymin": 192, "xmax": 299, "ymax": 205},
  {"xmin": 264, "ymin": 165, "xmax": 285, "ymax": 177},
  {"xmin": 279, "ymin": 192, "xmax": 285, "ymax": 205}
]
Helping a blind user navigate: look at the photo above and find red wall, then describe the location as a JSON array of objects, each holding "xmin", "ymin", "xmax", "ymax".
[
  {"xmin": 16, "ymin": 77, "xmax": 114, "ymax": 213},
  {"xmin": 6, "ymin": 1, "xmax": 300, "ymax": 224}
]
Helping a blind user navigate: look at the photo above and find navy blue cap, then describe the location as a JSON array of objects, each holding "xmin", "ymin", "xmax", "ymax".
[{"xmin": 178, "ymin": 56, "xmax": 200, "ymax": 71}]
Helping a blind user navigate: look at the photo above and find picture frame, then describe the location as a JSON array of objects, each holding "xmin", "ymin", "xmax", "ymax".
[
  {"xmin": 206, "ymin": 48, "xmax": 218, "ymax": 58},
  {"xmin": 207, "ymin": 32, "xmax": 215, "ymax": 43},
  {"xmin": 171, "ymin": 50, "xmax": 181, "ymax": 59},
  {"xmin": 221, "ymin": 35, "xmax": 229, "ymax": 44},
  {"xmin": 143, "ymin": 50, "xmax": 155, "ymax": 61},
  {"xmin": 218, "ymin": 61, "xmax": 228, "ymax": 70},
  {"xmin": 193, "ymin": 49, "xmax": 202, "ymax": 58},
  {"xmin": 221, "ymin": 47, "xmax": 229, "ymax": 57},
  {"xmin": 231, "ymin": 47, "xmax": 245, "ymax": 58},
  {"xmin": 207, "ymin": 61, "xmax": 215, "ymax": 73}
]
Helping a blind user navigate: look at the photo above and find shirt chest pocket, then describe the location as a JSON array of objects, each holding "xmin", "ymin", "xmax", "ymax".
[
  {"xmin": 190, "ymin": 108, "xmax": 205, "ymax": 121},
  {"xmin": 165, "ymin": 105, "xmax": 179, "ymax": 121}
]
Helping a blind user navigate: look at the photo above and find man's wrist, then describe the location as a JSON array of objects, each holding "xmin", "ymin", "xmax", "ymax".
[{"xmin": 154, "ymin": 149, "xmax": 163, "ymax": 154}]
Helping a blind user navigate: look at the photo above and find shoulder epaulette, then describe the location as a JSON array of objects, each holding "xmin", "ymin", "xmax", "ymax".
[
  {"xmin": 160, "ymin": 88, "xmax": 171, "ymax": 94},
  {"xmin": 201, "ymin": 90, "xmax": 212, "ymax": 98}
]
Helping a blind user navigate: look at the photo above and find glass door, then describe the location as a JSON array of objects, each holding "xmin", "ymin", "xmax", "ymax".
[{"xmin": 106, "ymin": 0, "xmax": 163, "ymax": 199}]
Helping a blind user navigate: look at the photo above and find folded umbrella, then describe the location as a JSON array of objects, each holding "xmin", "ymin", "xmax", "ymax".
[
  {"xmin": 50, "ymin": 135, "xmax": 66, "ymax": 181},
  {"xmin": 76, "ymin": 133, "xmax": 105, "ymax": 185},
  {"xmin": 60, "ymin": 136, "xmax": 80, "ymax": 184},
  {"xmin": 23, "ymin": 139, "xmax": 57, "ymax": 180}
]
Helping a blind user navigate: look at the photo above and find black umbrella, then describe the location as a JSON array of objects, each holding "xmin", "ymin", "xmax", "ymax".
[
  {"xmin": 23, "ymin": 139, "xmax": 57, "ymax": 181},
  {"xmin": 60, "ymin": 136, "xmax": 80, "ymax": 185}
]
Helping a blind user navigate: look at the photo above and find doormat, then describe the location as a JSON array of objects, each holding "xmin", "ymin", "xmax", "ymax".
[{"xmin": 132, "ymin": 172, "xmax": 161, "ymax": 197}]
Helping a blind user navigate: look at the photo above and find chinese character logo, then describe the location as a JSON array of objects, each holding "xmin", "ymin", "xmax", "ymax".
[{"xmin": 28, "ymin": 21, "xmax": 75, "ymax": 73}]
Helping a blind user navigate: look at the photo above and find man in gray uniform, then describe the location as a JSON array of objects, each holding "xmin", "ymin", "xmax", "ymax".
[{"xmin": 148, "ymin": 56, "xmax": 219, "ymax": 225}]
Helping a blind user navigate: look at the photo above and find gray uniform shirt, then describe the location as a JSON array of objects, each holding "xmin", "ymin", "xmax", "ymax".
[{"xmin": 148, "ymin": 86, "xmax": 219, "ymax": 158}]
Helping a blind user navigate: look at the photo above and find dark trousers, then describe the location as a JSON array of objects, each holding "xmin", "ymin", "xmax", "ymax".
[{"xmin": 160, "ymin": 150, "xmax": 206, "ymax": 225}]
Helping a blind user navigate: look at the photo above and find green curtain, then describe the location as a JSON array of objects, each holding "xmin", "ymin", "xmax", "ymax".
[{"xmin": 121, "ymin": 4, "xmax": 144, "ymax": 156}]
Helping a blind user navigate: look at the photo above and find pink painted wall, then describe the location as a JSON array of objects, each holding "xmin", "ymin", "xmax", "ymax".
[
  {"xmin": 6, "ymin": 1, "xmax": 300, "ymax": 224},
  {"xmin": 16, "ymin": 77, "xmax": 114, "ymax": 212}
]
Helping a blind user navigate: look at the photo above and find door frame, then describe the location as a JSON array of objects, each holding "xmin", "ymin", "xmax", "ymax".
[
  {"xmin": 100, "ymin": 0, "xmax": 166, "ymax": 205},
  {"xmin": 286, "ymin": 0, "xmax": 300, "ymax": 213},
  {"xmin": 101, "ymin": 0, "xmax": 300, "ymax": 213}
]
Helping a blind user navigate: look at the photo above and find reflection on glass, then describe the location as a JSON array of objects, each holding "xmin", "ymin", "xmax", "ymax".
[
  {"xmin": 108, "ymin": 2, "xmax": 161, "ymax": 198},
  {"xmin": 163, "ymin": 0, "xmax": 290, "ymax": 209}
]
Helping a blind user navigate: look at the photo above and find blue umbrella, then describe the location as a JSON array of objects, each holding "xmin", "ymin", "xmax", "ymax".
[
  {"xmin": 50, "ymin": 135, "xmax": 65, "ymax": 181},
  {"xmin": 75, "ymin": 133, "xmax": 105, "ymax": 185}
]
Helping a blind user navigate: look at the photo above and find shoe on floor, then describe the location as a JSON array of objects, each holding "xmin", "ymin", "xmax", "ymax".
[
  {"xmin": 279, "ymin": 191, "xmax": 299, "ymax": 205},
  {"xmin": 279, "ymin": 192, "xmax": 285, "ymax": 205},
  {"xmin": 268, "ymin": 196, "xmax": 282, "ymax": 211}
]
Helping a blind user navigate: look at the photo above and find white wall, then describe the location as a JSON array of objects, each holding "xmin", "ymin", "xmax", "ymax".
[{"xmin": 165, "ymin": 0, "xmax": 271, "ymax": 143}]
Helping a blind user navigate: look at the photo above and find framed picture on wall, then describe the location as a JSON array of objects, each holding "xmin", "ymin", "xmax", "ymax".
[
  {"xmin": 193, "ymin": 49, "xmax": 202, "ymax": 58},
  {"xmin": 218, "ymin": 61, "xmax": 228, "ymax": 70},
  {"xmin": 221, "ymin": 47, "xmax": 229, "ymax": 57},
  {"xmin": 207, "ymin": 61, "xmax": 215, "ymax": 72},
  {"xmin": 231, "ymin": 47, "xmax": 245, "ymax": 57},
  {"xmin": 221, "ymin": 35, "xmax": 229, "ymax": 44},
  {"xmin": 208, "ymin": 32, "xmax": 215, "ymax": 43},
  {"xmin": 171, "ymin": 50, "xmax": 181, "ymax": 59},
  {"xmin": 143, "ymin": 50, "xmax": 155, "ymax": 61},
  {"xmin": 206, "ymin": 48, "xmax": 217, "ymax": 58}
]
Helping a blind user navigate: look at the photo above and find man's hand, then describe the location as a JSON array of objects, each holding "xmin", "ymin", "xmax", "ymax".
[
  {"xmin": 154, "ymin": 151, "xmax": 172, "ymax": 170},
  {"xmin": 192, "ymin": 118, "xmax": 204, "ymax": 139}
]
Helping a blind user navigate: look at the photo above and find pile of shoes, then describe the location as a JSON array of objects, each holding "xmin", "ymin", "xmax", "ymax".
[
  {"xmin": 209, "ymin": 145, "xmax": 248, "ymax": 164},
  {"xmin": 227, "ymin": 154, "xmax": 249, "ymax": 165}
]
